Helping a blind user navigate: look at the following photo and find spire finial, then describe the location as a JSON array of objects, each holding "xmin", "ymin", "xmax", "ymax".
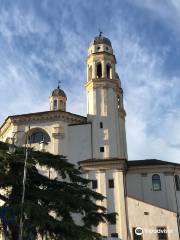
[
  {"xmin": 99, "ymin": 29, "xmax": 103, "ymax": 37},
  {"xmin": 57, "ymin": 80, "xmax": 61, "ymax": 89}
]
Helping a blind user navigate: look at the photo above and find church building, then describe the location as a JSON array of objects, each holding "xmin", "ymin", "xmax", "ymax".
[{"xmin": 0, "ymin": 34, "xmax": 180, "ymax": 240}]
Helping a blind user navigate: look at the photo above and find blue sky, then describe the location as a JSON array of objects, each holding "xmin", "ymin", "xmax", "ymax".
[{"xmin": 0, "ymin": 0, "xmax": 180, "ymax": 162}]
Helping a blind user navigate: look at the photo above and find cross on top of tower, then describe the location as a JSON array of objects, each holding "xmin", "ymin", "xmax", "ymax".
[{"xmin": 57, "ymin": 80, "xmax": 61, "ymax": 89}]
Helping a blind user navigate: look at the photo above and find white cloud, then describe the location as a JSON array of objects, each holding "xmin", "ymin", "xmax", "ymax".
[
  {"xmin": 0, "ymin": 4, "xmax": 87, "ymax": 120},
  {"xmin": 128, "ymin": 0, "xmax": 180, "ymax": 37},
  {"xmin": 109, "ymin": 22, "xmax": 180, "ymax": 162},
  {"xmin": 0, "ymin": 7, "xmax": 49, "ymax": 42}
]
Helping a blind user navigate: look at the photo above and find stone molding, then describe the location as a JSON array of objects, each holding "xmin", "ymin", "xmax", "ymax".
[
  {"xmin": 0, "ymin": 110, "xmax": 86, "ymax": 137},
  {"xmin": 85, "ymin": 78, "xmax": 121, "ymax": 93},
  {"xmin": 127, "ymin": 165, "xmax": 180, "ymax": 173},
  {"xmin": 52, "ymin": 133, "xmax": 65, "ymax": 139},
  {"xmin": 79, "ymin": 158, "xmax": 127, "ymax": 171}
]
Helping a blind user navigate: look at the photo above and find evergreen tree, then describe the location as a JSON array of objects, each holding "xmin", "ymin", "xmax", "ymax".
[{"xmin": 0, "ymin": 141, "xmax": 115, "ymax": 240}]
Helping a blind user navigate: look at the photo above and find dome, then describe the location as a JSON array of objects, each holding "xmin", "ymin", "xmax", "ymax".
[
  {"xmin": 90, "ymin": 34, "xmax": 112, "ymax": 47},
  {"xmin": 51, "ymin": 86, "xmax": 67, "ymax": 98}
]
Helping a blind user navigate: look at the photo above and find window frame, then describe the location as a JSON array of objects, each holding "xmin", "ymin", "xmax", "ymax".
[
  {"xmin": 92, "ymin": 180, "xmax": 98, "ymax": 189},
  {"xmin": 106, "ymin": 64, "xmax": 111, "ymax": 79},
  {"xmin": 96, "ymin": 62, "xmax": 102, "ymax": 78},
  {"xmin": 53, "ymin": 99, "xmax": 57, "ymax": 110},
  {"xmin": 100, "ymin": 147, "xmax": 104, "ymax": 152},
  {"xmin": 152, "ymin": 174, "xmax": 161, "ymax": 191},
  {"xmin": 175, "ymin": 175, "xmax": 180, "ymax": 191},
  {"xmin": 29, "ymin": 130, "xmax": 50, "ymax": 144},
  {"xmin": 111, "ymin": 233, "xmax": 118, "ymax": 238},
  {"xmin": 88, "ymin": 65, "xmax": 92, "ymax": 81},
  {"xmin": 108, "ymin": 179, "xmax": 114, "ymax": 188}
]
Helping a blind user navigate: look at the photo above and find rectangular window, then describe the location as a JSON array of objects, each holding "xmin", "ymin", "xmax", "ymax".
[
  {"xmin": 157, "ymin": 227, "xmax": 168, "ymax": 240},
  {"xmin": 152, "ymin": 174, "xmax": 161, "ymax": 191},
  {"xmin": 133, "ymin": 228, "xmax": 143, "ymax": 240},
  {"xmin": 92, "ymin": 180, "xmax": 98, "ymax": 189},
  {"xmin": 109, "ymin": 179, "xmax": 114, "ymax": 188},
  {"xmin": 144, "ymin": 212, "xmax": 149, "ymax": 215},
  {"xmin": 111, "ymin": 233, "xmax": 118, "ymax": 238},
  {"xmin": 100, "ymin": 122, "xmax": 103, "ymax": 128},
  {"xmin": 100, "ymin": 147, "xmax": 104, "ymax": 152}
]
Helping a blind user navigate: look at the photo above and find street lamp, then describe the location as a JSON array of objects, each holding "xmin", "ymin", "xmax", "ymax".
[
  {"xmin": 19, "ymin": 128, "xmax": 48, "ymax": 240},
  {"xmin": 19, "ymin": 125, "xmax": 31, "ymax": 240},
  {"xmin": 5, "ymin": 127, "xmax": 49, "ymax": 239}
]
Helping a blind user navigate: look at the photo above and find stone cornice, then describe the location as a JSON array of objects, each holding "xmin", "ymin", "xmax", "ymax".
[
  {"xmin": 127, "ymin": 165, "xmax": 180, "ymax": 174},
  {"xmin": 87, "ymin": 51, "xmax": 116, "ymax": 63},
  {"xmin": 0, "ymin": 118, "xmax": 12, "ymax": 137},
  {"xmin": 0, "ymin": 110, "xmax": 87, "ymax": 137},
  {"xmin": 79, "ymin": 158, "xmax": 180, "ymax": 173},
  {"xmin": 85, "ymin": 78, "xmax": 121, "ymax": 92},
  {"xmin": 79, "ymin": 158, "xmax": 127, "ymax": 171}
]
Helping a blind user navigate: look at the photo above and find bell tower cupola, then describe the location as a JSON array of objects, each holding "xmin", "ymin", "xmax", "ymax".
[
  {"xmin": 49, "ymin": 83, "xmax": 67, "ymax": 111},
  {"xmin": 85, "ymin": 33, "xmax": 127, "ymax": 160},
  {"xmin": 87, "ymin": 32, "xmax": 116, "ymax": 81}
]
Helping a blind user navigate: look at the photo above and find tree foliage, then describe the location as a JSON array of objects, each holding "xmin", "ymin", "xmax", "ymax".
[{"xmin": 0, "ymin": 141, "xmax": 115, "ymax": 240}]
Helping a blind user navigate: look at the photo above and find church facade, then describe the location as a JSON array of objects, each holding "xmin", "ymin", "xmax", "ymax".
[{"xmin": 1, "ymin": 34, "xmax": 180, "ymax": 240}]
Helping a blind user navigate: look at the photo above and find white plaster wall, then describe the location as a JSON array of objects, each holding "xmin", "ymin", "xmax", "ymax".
[
  {"xmin": 1, "ymin": 119, "xmax": 93, "ymax": 165},
  {"xmin": 68, "ymin": 123, "xmax": 92, "ymax": 165},
  {"xmin": 0, "ymin": 124, "xmax": 18, "ymax": 143},
  {"xmin": 87, "ymin": 89, "xmax": 95, "ymax": 115},
  {"xmin": 0, "ymin": 119, "xmax": 71, "ymax": 159},
  {"xmin": 126, "ymin": 173, "xmax": 144, "ymax": 199},
  {"xmin": 86, "ymin": 169, "xmax": 128, "ymax": 240},
  {"xmin": 87, "ymin": 86, "xmax": 127, "ymax": 160},
  {"xmin": 127, "ymin": 196, "xmax": 179, "ymax": 240},
  {"xmin": 126, "ymin": 172, "xmax": 180, "ymax": 213},
  {"xmin": 18, "ymin": 120, "xmax": 68, "ymax": 155}
]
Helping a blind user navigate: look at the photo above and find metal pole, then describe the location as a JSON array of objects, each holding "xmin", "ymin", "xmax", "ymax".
[
  {"xmin": 19, "ymin": 125, "xmax": 30, "ymax": 240},
  {"xmin": 173, "ymin": 168, "xmax": 180, "ymax": 238}
]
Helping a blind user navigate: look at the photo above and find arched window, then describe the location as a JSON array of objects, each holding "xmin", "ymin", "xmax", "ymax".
[
  {"xmin": 88, "ymin": 65, "xmax": 92, "ymax": 81},
  {"xmin": 53, "ymin": 99, "xmax": 57, "ymax": 110},
  {"xmin": 106, "ymin": 64, "xmax": 112, "ymax": 79},
  {"xmin": 175, "ymin": 175, "xmax": 180, "ymax": 191},
  {"xmin": 152, "ymin": 174, "xmax": 161, "ymax": 191},
  {"xmin": 29, "ymin": 130, "xmax": 50, "ymax": 144},
  {"xmin": 97, "ymin": 63, "xmax": 102, "ymax": 78},
  {"xmin": 60, "ymin": 100, "xmax": 64, "ymax": 109}
]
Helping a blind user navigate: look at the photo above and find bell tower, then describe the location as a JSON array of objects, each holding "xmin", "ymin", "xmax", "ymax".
[
  {"xmin": 85, "ymin": 33, "xmax": 128, "ymax": 159},
  {"xmin": 49, "ymin": 84, "xmax": 67, "ymax": 111}
]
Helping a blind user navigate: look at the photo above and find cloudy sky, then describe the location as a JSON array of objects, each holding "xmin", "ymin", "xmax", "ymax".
[{"xmin": 0, "ymin": 0, "xmax": 180, "ymax": 162}]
